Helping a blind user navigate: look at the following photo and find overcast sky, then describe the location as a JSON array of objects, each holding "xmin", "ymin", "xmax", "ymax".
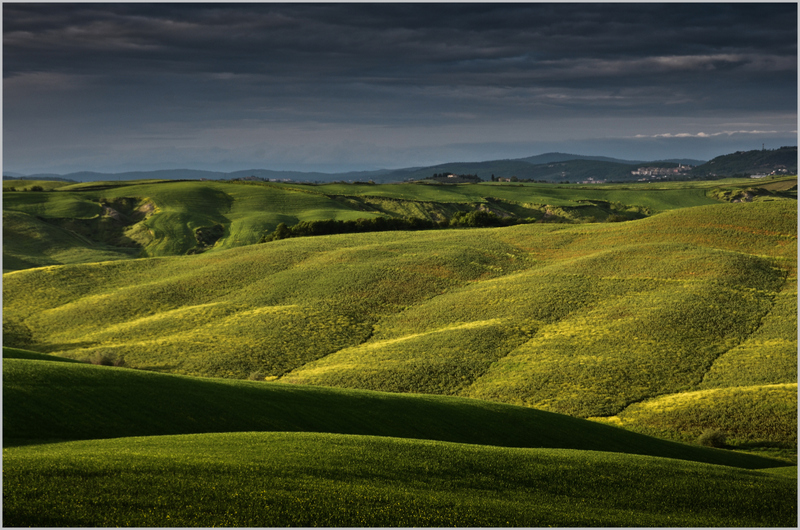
[{"xmin": 3, "ymin": 3, "xmax": 797, "ymax": 174}]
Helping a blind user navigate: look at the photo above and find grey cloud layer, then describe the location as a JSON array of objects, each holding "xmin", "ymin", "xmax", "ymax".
[
  {"xmin": 5, "ymin": 4, "xmax": 795, "ymax": 83},
  {"xmin": 3, "ymin": 3, "xmax": 797, "ymax": 173}
]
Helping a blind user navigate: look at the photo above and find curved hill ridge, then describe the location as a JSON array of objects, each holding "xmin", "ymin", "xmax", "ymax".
[
  {"xmin": 5, "ymin": 429, "xmax": 796, "ymax": 527},
  {"xmin": 3, "ymin": 200, "xmax": 796, "ymax": 448},
  {"xmin": 2, "ymin": 356, "xmax": 784, "ymax": 471},
  {"xmin": 2, "ymin": 178, "xmax": 741, "ymax": 271}
]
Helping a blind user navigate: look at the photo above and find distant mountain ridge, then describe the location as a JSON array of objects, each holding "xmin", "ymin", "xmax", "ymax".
[
  {"xmin": 691, "ymin": 146, "xmax": 797, "ymax": 177},
  {"xmin": 518, "ymin": 153, "xmax": 642, "ymax": 165},
  {"xmin": 5, "ymin": 148, "xmax": 792, "ymax": 184}
]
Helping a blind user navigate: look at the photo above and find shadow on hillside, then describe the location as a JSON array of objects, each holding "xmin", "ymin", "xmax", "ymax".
[
  {"xmin": 733, "ymin": 440, "xmax": 796, "ymax": 451},
  {"xmin": 35, "ymin": 342, "xmax": 101, "ymax": 353},
  {"xmin": 729, "ymin": 441, "xmax": 797, "ymax": 465},
  {"xmin": 3, "ymin": 437, "xmax": 79, "ymax": 449},
  {"xmin": 134, "ymin": 364, "xmax": 181, "ymax": 373}
]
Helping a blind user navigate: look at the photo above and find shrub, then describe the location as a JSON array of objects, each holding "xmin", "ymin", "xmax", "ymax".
[
  {"xmin": 247, "ymin": 371, "xmax": 266, "ymax": 381},
  {"xmin": 3, "ymin": 319, "xmax": 33, "ymax": 347},
  {"xmin": 88, "ymin": 351, "xmax": 126, "ymax": 367},
  {"xmin": 698, "ymin": 429, "xmax": 727, "ymax": 448}
]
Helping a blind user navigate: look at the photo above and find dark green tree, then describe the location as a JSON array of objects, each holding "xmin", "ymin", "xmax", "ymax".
[{"xmin": 273, "ymin": 222, "xmax": 291, "ymax": 240}]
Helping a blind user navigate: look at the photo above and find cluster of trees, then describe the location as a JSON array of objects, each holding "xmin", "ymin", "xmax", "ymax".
[
  {"xmin": 424, "ymin": 173, "xmax": 482, "ymax": 183},
  {"xmin": 489, "ymin": 175, "xmax": 552, "ymax": 183},
  {"xmin": 260, "ymin": 211, "xmax": 533, "ymax": 242},
  {"xmin": 3, "ymin": 185, "xmax": 45, "ymax": 192}
]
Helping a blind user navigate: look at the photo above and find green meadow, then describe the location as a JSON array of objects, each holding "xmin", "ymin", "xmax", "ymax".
[
  {"xmin": 3, "ymin": 177, "xmax": 739, "ymax": 271},
  {"xmin": 3, "ymin": 355, "xmax": 796, "ymax": 527},
  {"xmin": 5, "ymin": 432, "xmax": 795, "ymax": 527},
  {"xmin": 2, "ymin": 176, "xmax": 797, "ymax": 526}
]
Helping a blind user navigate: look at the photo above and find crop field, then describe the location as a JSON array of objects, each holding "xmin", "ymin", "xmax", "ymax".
[{"xmin": 2, "ymin": 177, "xmax": 797, "ymax": 526}]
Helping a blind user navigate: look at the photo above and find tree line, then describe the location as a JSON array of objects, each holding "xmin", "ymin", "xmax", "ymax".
[{"xmin": 259, "ymin": 211, "xmax": 533, "ymax": 243}]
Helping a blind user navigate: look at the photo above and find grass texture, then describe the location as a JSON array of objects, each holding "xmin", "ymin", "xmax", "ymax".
[
  {"xmin": 3, "ymin": 177, "xmax": 745, "ymax": 271},
  {"xmin": 3, "ymin": 200, "xmax": 796, "ymax": 448},
  {"xmin": 3, "ymin": 431, "xmax": 796, "ymax": 527},
  {"xmin": 4, "ymin": 356, "xmax": 784, "ymax": 470},
  {"xmin": 595, "ymin": 383, "xmax": 797, "ymax": 448},
  {"xmin": 2, "ymin": 180, "xmax": 796, "ymax": 527}
]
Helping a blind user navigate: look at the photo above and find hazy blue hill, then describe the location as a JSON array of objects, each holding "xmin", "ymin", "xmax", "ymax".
[
  {"xmin": 656, "ymin": 158, "xmax": 707, "ymax": 166},
  {"xmin": 15, "ymin": 168, "xmax": 411, "ymax": 185},
  {"xmin": 513, "ymin": 153, "xmax": 705, "ymax": 167},
  {"xmin": 3, "ymin": 174, "xmax": 78, "ymax": 183},
  {"xmin": 516, "ymin": 152, "xmax": 644, "ymax": 165},
  {"xmin": 384, "ymin": 160, "xmax": 548, "ymax": 181},
  {"xmin": 520, "ymin": 159, "xmax": 640, "ymax": 182},
  {"xmin": 5, "ymin": 150, "xmax": 719, "ymax": 184},
  {"xmin": 72, "ymin": 169, "xmax": 227, "ymax": 182},
  {"xmin": 226, "ymin": 168, "xmax": 401, "ymax": 182},
  {"xmin": 382, "ymin": 158, "xmax": 641, "ymax": 183},
  {"xmin": 692, "ymin": 146, "xmax": 797, "ymax": 177},
  {"xmin": 395, "ymin": 157, "xmax": 707, "ymax": 183}
]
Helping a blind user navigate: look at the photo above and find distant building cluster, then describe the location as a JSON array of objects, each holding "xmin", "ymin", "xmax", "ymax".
[
  {"xmin": 579, "ymin": 177, "xmax": 607, "ymax": 184},
  {"xmin": 750, "ymin": 169, "xmax": 788, "ymax": 178},
  {"xmin": 631, "ymin": 165, "xmax": 693, "ymax": 181}
]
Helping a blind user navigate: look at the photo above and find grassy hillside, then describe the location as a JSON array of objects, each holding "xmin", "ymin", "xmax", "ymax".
[
  {"xmin": 4, "ymin": 431, "xmax": 795, "ymax": 527},
  {"xmin": 5, "ymin": 176, "xmax": 793, "ymax": 273},
  {"xmin": 597, "ymin": 383, "xmax": 797, "ymax": 447},
  {"xmin": 4, "ymin": 177, "xmax": 747, "ymax": 272},
  {"xmin": 2, "ymin": 179, "xmax": 74, "ymax": 191},
  {"xmin": 5, "ymin": 355, "xmax": 785, "ymax": 469},
  {"xmin": 4, "ymin": 354, "xmax": 795, "ymax": 527},
  {"xmin": 3, "ymin": 200, "xmax": 795, "ymax": 451},
  {"xmin": 3, "ymin": 209, "xmax": 140, "ymax": 271},
  {"xmin": 2, "ymin": 346, "xmax": 85, "ymax": 363},
  {"xmin": 316, "ymin": 179, "xmax": 720, "ymax": 210},
  {"xmin": 3, "ymin": 178, "xmax": 796, "ymax": 527}
]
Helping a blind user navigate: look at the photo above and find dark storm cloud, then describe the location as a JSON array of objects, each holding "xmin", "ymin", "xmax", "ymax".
[
  {"xmin": 5, "ymin": 4, "xmax": 795, "ymax": 83},
  {"xmin": 3, "ymin": 3, "xmax": 797, "ymax": 173}
]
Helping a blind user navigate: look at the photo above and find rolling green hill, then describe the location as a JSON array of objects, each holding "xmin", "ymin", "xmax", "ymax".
[
  {"xmin": 5, "ymin": 431, "xmax": 795, "ymax": 527},
  {"xmin": 3, "ymin": 199, "xmax": 795, "ymax": 452},
  {"xmin": 2, "ymin": 177, "xmax": 797, "ymax": 527},
  {"xmin": 4, "ymin": 355, "xmax": 782, "ymax": 469},
  {"xmin": 8, "ymin": 176, "xmax": 786, "ymax": 273},
  {"xmin": 3, "ymin": 355, "xmax": 795, "ymax": 527}
]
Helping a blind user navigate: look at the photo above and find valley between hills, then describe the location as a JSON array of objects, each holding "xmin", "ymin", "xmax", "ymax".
[{"xmin": 3, "ymin": 174, "xmax": 797, "ymax": 526}]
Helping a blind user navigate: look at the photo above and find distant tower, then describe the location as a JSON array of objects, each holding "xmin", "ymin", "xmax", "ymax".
[{"xmin": 763, "ymin": 143, "xmax": 765, "ymax": 151}]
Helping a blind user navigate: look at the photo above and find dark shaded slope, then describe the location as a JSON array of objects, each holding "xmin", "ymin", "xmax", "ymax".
[{"xmin": 3, "ymin": 357, "xmax": 786, "ymax": 469}]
